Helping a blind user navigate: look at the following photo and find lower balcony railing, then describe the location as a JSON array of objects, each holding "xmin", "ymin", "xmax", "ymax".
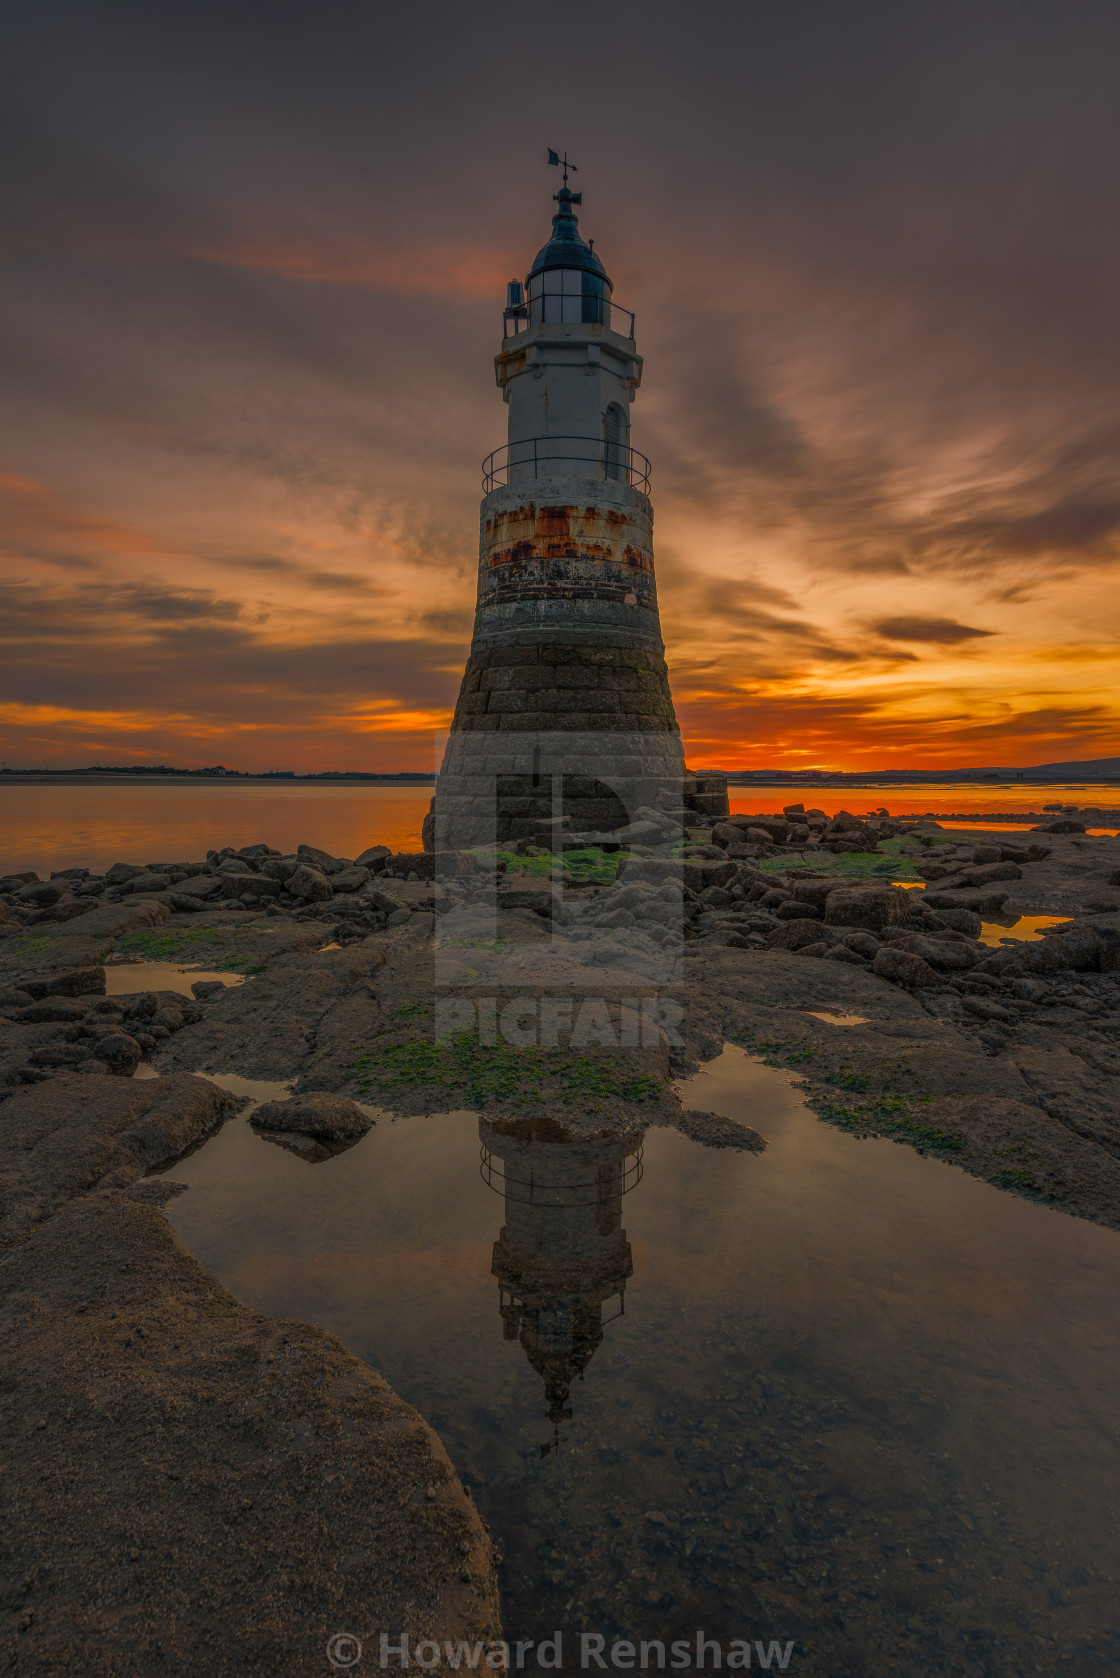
[{"xmin": 482, "ymin": 435, "xmax": 652, "ymax": 495}]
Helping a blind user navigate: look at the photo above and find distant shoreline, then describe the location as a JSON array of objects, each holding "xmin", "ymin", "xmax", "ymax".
[{"xmin": 2, "ymin": 770, "xmax": 1118, "ymax": 789}]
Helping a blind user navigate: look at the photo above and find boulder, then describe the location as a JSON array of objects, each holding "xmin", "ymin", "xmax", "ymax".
[
  {"xmin": 824, "ymin": 944, "xmax": 865, "ymax": 965},
  {"xmin": 952, "ymin": 861, "xmax": 1022, "ymax": 886},
  {"xmin": 1032, "ymin": 819, "xmax": 1086, "ymax": 833},
  {"xmin": 252, "ymin": 1092, "xmax": 375, "ymax": 1141},
  {"xmin": 931, "ymin": 905, "xmax": 983, "ymax": 937},
  {"xmin": 104, "ymin": 862, "xmax": 146, "ymax": 885},
  {"xmin": 745, "ymin": 827, "xmax": 775, "ymax": 846},
  {"xmin": 842, "ymin": 931, "xmax": 880, "ymax": 958},
  {"xmin": 788, "ymin": 879, "xmax": 840, "ymax": 909},
  {"xmin": 260, "ymin": 857, "xmax": 300, "ymax": 882},
  {"xmin": 888, "ymin": 933, "xmax": 980, "ymax": 972},
  {"xmin": 870, "ymin": 947, "xmax": 939, "ymax": 988},
  {"xmin": 330, "ymin": 866, "xmax": 372, "ymax": 893},
  {"xmin": 775, "ymin": 899, "xmax": 822, "ymax": 920},
  {"xmin": 174, "ymin": 874, "xmax": 223, "ymax": 900},
  {"xmin": 287, "ymin": 865, "xmax": 333, "ymax": 903},
  {"xmin": 217, "ymin": 857, "xmax": 254, "ymax": 876},
  {"xmin": 963, "ymin": 995, "xmax": 1013, "ymax": 1022},
  {"xmin": 15, "ymin": 880, "xmax": 64, "ymax": 908},
  {"xmin": 823, "ymin": 885, "xmax": 909, "ymax": 932},
  {"xmin": 1020, "ymin": 924, "xmax": 1106, "ymax": 975},
  {"xmin": 971, "ymin": 845, "xmax": 1003, "ymax": 864},
  {"xmin": 921, "ymin": 888, "xmax": 1011, "ymax": 917},
  {"xmin": 700, "ymin": 859, "xmax": 738, "ymax": 890},
  {"xmin": 93, "ymin": 1033, "xmax": 143, "ymax": 1072},
  {"xmin": 168, "ymin": 892, "xmax": 206, "ymax": 913},
  {"xmin": 296, "ymin": 843, "xmax": 338, "ymax": 872},
  {"xmin": 41, "ymin": 898, "xmax": 98, "ymax": 923},
  {"xmin": 355, "ymin": 845, "xmax": 391, "ymax": 871},
  {"xmin": 767, "ymin": 919, "xmax": 828, "ymax": 951},
  {"xmin": 18, "ymin": 966, "xmax": 106, "ymax": 999},
  {"xmin": 18, "ymin": 999, "xmax": 90, "ymax": 1023}
]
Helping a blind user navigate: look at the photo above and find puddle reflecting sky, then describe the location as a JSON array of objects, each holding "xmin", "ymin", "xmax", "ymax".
[
  {"xmin": 163, "ymin": 1047, "xmax": 1120, "ymax": 1676},
  {"xmin": 103, "ymin": 960, "xmax": 246, "ymax": 997}
]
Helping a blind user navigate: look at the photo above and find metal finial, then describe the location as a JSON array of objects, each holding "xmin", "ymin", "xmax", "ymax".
[{"xmin": 547, "ymin": 148, "xmax": 578, "ymax": 186}]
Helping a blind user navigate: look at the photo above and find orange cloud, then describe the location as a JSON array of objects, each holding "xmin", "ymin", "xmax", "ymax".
[{"xmin": 185, "ymin": 232, "xmax": 518, "ymax": 299}]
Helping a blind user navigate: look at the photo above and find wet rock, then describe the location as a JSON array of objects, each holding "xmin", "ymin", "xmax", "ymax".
[
  {"xmin": 824, "ymin": 885, "xmax": 909, "ymax": 932},
  {"xmin": 19, "ymin": 966, "xmax": 106, "ymax": 999},
  {"xmin": 674, "ymin": 1109, "xmax": 767, "ymax": 1151},
  {"xmin": 871, "ymin": 947, "xmax": 939, "ymax": 988},
  {"xmin": 40, "ymin": 897, "xmax": 98, "ymax": 924},
  {"xmin": 15, "ymin": 880, "xmax": 64, "ymax": 908},
  {"xmin": 963, "ymin": 996, "xmax": 1013, "ymax": 1022},
  {"xmin": 252, "ymin": 1092, "xmax": 375, "ymax": 1140},
  {"xmin": 174, "ymin": 874, "xmax": 223, "ymax": 900},
  {"xmin": 168, "ymin": 891, "xmax": 207, "ymax": 913},
  {"xmin": 355, "ymin": 844, "xmax": 392, "ymax": 870},
  {"xmin": 260, "ymin": 856, "xmax": 299, "ymax": 882},
  {"xmin": 93, "ymin": 1033, "xmax": 143, "ymax": 1073},
  {"xmin": 951, "ymin": 861, "xmax": 1023, "ymax": 886},
  {"xmin": 922, "ymin": 887, "xmax": 1011, "ymax": 917},
  {"xmin": 843, "ymin": 931, "xmax": 880, "ymax": 958},
  {"xmin": 287, "ymin": 864, "xmax": 333, "ymax": 903},
  {"xmin": 767, "ymin": 919, "xmax": 828, "ymax": 951},
  {"xmin": 16, "ymin": 1000, "xmax": 89, "ymax": 1024},
  {"xmin": 104, "ymin": 862, "xmax": 146, "ymax": 885},
  {"xmin": 776, "ymin": 899, "xmax": 822, "ymax": 920},
  {"xmin": 29, "ymin": 1044, "xmax": 91, "ymax": 1067},
  {"xmin": 932, "ymin": 906, "xmax": 983, "ymax": 937},
  {"xmin": 889, "ymin": 933, "xmax": 981, "ymax": 972},
  {"xmin": 330, "ymin": 866, "xmax": 372, "ymax": 893}
]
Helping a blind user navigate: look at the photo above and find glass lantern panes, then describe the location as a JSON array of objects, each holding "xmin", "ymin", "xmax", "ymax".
[{"xmin": 528, "ymin": 268, "xmax": 609, "ymax": 325}]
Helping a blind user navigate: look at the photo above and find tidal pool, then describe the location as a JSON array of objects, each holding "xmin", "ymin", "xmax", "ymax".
[
  {"xmin": 103, "ymin": 959, "xmax": 247, "ymax": 997},
  {"xmin": 161, "ymin": 1046, "xmax": 1120, "ymax": 1676}
]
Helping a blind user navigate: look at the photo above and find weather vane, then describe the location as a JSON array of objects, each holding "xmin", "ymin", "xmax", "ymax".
[{"xmin": 547, "ymin": 148, "xmax": 579, "ymax": 188}]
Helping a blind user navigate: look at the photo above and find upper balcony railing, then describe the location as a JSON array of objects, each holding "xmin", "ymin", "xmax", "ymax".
[
  {"xmin": 503, "ymin": 296, "xmax": 636, "ymax": 340},
  {"xmin": 482, "ymin": 435, "xmax": 652, "ymax": 495}
]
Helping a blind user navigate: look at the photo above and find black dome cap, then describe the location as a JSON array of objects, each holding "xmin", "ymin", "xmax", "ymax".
[{"xmin": 527, "ymin": 187, "xmax": 612, "ymax": 289}]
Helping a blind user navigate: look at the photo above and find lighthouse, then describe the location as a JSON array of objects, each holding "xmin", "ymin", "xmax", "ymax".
[{"xmin": 428, "ymin": 162, "xmax": 727, "ymax": 853}]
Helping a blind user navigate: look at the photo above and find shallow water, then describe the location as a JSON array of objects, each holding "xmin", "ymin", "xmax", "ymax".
[
  {"xmin": 2, "ymin": 779, "xmax": 1118, "ymax": 877},
  {"xmin": 162, "ymin": 1045, "xmax": 1120, "ymax": 1675},
  {"xmin": 0, "ymin": 781, "xmax": 429, "ymax": 877},
  {"xmin": 103, "ymin": 959, "xmax": 247, "ymax": 997},
  {"xmin": 978, "ymin": 914, "xmax": 1071, "ymax": 948}
]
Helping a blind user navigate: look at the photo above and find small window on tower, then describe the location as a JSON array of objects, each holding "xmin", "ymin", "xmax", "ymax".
[{"xmin": 603, "ymin": 404, "xmax": 628, "ymax": 481}]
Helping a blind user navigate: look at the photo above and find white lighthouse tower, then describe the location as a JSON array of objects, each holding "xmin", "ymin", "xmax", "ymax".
[{"xmin": 429, "ymin": 159, "xmax": 728, "ymax": 851}]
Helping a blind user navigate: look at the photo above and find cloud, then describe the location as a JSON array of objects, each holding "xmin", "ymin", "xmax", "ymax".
[{"xmin": 873, "ymin": 617, "xmax": 993, "ymax": 644}]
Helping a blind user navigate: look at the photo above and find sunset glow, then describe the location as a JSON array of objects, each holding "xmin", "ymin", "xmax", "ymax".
[{"xmin": 2, "ymin": 6, "xmax": 1117, "ymax": 773}]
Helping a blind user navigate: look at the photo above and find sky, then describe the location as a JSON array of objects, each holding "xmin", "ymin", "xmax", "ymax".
[{"xmin": 2, "ymin": 0, "xmax": 1119, "ymax": 773}]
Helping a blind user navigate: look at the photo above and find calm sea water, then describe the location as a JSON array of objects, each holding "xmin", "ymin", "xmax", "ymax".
[{"xmin": 1, "ymin": 780, "xmax": 1116, "ymax": 878}]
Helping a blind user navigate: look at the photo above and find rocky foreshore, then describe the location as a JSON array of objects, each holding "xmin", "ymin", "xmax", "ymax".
[{"xmin": 2, "ymin": 807, "xmax": 1120, "ymax": 1672}]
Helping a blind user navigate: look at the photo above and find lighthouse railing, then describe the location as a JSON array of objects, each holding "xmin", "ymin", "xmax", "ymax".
[
  {"xmin": 503, "ymin": 299, "xmax": 635, "ymax": 339},
  {"xmin": 482, "ymin": 436, "xmax": 652, "ymax": 495}
]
